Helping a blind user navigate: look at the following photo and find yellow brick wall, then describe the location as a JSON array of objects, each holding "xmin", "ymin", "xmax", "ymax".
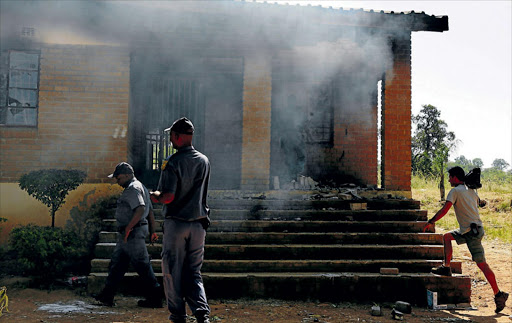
[
  {"xmin": 0, "ymin": 183, "xmax": 122, "ymax": 245},
  {"xmin": 0, "ymin": 44, "xmax": 130, "ymax": 183},
  {"xmin": 241, "ymin": 56, "xmax": 272, "ymax": 190}
]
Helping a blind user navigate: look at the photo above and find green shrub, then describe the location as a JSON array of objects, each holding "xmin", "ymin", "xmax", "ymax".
[
  {"xmin": 8, "ymin": 224, "xmax": 78, "ymax": 284},
  {"xmin": 481, "ymin": 169, "xmax": 512, "ymax": 194},
  {"xmin": 19, "ymin": 169, "xmax": 87, "ymax": 227},
  {"xmin": 65, "ymin": 192, "xmax": 119, "ymax": 274},
  {"xmin": 495, "ymin": 200, "xmax": 512, "ymax": 213},
  {"xmin": 6, "ymin": 191, "xmax": 120, "ymax": 283}
]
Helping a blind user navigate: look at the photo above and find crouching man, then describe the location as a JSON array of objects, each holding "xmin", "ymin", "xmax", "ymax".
[
  {"xmin": 94, "ymin": 162, "xmax": 163, "ymax": 308},
  {"xmin": 423, "ymin": 166, "xmax": 508, "ymax": 313}
]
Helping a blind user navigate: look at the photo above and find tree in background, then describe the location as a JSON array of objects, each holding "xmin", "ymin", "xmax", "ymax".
[
  {"xmin": 432, "ymin": 143, "xmax": 450, "ymax": 200},
  {"xmin": 472, "ymin": 158, "xmax": 484, "ymax": 169},
  {"xmin": 448, "ymin": 156, "xmax": 511, "ymax": 185},
  {"xmin": 492, "ymin": 158, "xmax": 510, "ymax": 171},
  {"xmin": 19, "ymin": 169, "xmax": 87, "ymax": 227},
  {"xmin": 454, "ymin": 155, "xmax": 471, "ymax": 171},
  {"xmin": 483, "ymin": 160, "xmax": 512, "ymax": 185},
  {"xmin": 412, "ymin": 104, "xmax": 457, "ymax": 200},
  {"xmin": 450, "ymin": 156, "xmax": 484, "ymax": 172}
]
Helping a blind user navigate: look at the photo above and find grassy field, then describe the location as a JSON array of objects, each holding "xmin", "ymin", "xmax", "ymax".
[{"xmin": 411, "ymin": 175, "xmax": 512, "ymax": 244}]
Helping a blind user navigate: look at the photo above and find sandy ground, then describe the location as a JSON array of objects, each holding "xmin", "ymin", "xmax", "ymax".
[{"xmin": 1, "ymin": 239, "xmax": 511, "ymax": 323}]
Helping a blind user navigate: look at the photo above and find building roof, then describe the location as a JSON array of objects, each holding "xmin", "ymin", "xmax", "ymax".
[
  {"xmin": 0, "ymin": 0, "xmax": 448, "ymax": 50},
  {"xmin": 235, "ymin": 0, "xmax": 449, "ymax": 32}
]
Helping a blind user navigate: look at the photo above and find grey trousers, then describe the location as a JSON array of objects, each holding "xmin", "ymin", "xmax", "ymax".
[
  {"xmin": 161, "ymin": 218, "xmax": 210, "ymax": 322},
  {"xmin": 103, "ymin": 227, "xmax": 160, "ymax": 299}
]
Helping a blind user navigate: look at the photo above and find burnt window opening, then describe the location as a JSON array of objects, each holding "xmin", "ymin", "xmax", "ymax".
[
  {"xmin": 273, "ymin": 83, "xmax": 334, "ymax": 147},
  {"xmin": 0, "ymin": 50, "xmax": 40, "ymax": 126},
  {"xmin": 305, "ymin": 85, "xmax": 334, "ymax": 146},
  {"xmin": 271, "ymin": 81, "xmax": 335, "ymax": 184},
  {"xmin": 21, "ymin": 27, "xmax": 35, "ymax": 37}
]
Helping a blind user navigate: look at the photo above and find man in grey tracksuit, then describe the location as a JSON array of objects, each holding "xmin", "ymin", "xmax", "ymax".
[
  {"xmin": 94, "ymin": 162, "xmax": 162, "ymax": 308},
  {"xmin": 151, "ymin": 118, "xmax": 211, "ymax": 323}
]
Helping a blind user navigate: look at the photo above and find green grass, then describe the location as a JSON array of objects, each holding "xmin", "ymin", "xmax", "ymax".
[{"xmin": 412, "ymin": 175, "xmax": 512, "ymax": 244}]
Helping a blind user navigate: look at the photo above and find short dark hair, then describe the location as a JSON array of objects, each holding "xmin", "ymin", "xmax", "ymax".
[{"xmin": 448, "ymin": 166, "xmax": 465, "ymax": 181}]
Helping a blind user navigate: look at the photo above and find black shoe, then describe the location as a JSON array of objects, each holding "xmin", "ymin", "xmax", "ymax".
[
  {"xmin": 495, "ymin": 291, "xmax": 509, "ymax": 313},
  {"xmin": 137, "ymin": 298, "xmax": 163, "ymax": 308},
  {"xmin": 431, "ymin": 265, "xmax": 452, "ymax": 276},
  {"xmin": 195, "ymin": 309, "xmax": 210, "ymax": 323},
  {"xmin": 93, "ymin": 293, "xmax": 115, "ymax": 307}
]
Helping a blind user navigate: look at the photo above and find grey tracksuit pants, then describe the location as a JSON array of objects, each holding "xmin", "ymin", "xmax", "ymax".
[
  {"xmin": 103, "ymin": 226, "xmax": 160, "ymax": 299},
  {"xmin": 161, "ymin": 218, "xmax": 210, "ymax": 322}
]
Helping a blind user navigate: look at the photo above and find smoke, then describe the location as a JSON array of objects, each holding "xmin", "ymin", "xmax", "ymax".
[
  {"xmin": 285, "ymin": 35, "xmax": 392, "ymax": 115},
  {"xmin": 0, "ymin": 0, "xmax": 397, "ymax": 104},
  {"xmin": 1, "ymin": 0, "xmax": 407, "ymax": 185}
]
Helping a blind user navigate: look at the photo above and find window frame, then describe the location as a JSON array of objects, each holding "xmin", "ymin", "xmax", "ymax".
[{"xmin": 0, "ymin": 49, "xmax": 41, "ymax": 127}]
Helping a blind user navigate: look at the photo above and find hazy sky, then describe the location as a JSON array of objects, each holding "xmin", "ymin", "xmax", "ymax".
[{"xmin": 276, "ymin": 0, "xmax": 511, "ymax": 169}]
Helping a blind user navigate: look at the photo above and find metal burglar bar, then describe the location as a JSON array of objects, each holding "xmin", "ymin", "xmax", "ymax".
[
  {"xmin": 305, "ymin": 85, "xmax": 334, "ymax": 145},
  {"xmin": 145, "ymin": 132, "xmax": 174, "ymax": 171},
  {"xmin": 0, "ymin": 50, "xmax": 40, "ymax": 126},
  {"xmin": 144, "ymin": 78, "xmax": 204, "ymax": 171}
]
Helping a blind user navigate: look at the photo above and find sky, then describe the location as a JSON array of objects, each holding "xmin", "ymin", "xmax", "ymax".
[{"xmin": 275, "ymin": 0, "xmax": 512, "ymax": 169}]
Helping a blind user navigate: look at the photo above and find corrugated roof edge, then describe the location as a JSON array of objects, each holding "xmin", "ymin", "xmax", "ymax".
[
  {"xmin": 240, "ymin": 0, "xmax": 444, "ymax": 16},
  {"xmin": 237, "ymin": 0, "xmax": 448, "ymax": 32}
]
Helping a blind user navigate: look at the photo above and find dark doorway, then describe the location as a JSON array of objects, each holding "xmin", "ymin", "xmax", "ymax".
[
  {"xmin": 129, "ymin": 51, "xmax": 243, "ymax": 189},
  {"xmin": 271, "ymin": 79, "xmax": 335, "ymax": 187}
]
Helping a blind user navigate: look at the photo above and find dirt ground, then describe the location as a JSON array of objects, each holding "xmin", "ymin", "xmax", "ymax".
[{"xmin": 1, "ymin": 239, "xmax": 511, "ymax": 323}]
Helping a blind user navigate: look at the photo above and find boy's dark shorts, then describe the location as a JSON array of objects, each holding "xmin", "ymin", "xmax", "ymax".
[{"xmin": 450, "ymin": 226, "xmax": 486, "ymax": 263}]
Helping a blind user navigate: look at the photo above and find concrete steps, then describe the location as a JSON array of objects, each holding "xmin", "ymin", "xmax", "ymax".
[
  {"xmin": 93, "ymin": 242, "xmax": 445, "ymax": 260},
  {"xmin": 207, "ymin": 199, "xmax": 422, "ymax": 210},
  {"xmin": 210, "ymin": 220, "xmax": 430, "ymax": 233},
  {"xmin": 91, "ymin": 258, "xmax": 462, "ymax": 274},
  {"xmin": 99, "ymin": 231, "xmax": 442, "ymax": 245},
  {"xmin": 210, "ymin": 209, "xmax": 428, "ymax": 221},
  {"xmin": 87, "ymin": 272, "xmax": 470, "ymax": 305},
  {"xmin": 88, "ymin": 196, "xmax": 472, "ymax": 305},
  {"xmin": 101, "ymin": 219, "xmax": 431, "ymax": 233}
]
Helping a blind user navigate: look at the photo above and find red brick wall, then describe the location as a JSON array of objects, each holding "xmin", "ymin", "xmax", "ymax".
[
  {"xmin": 306, "ymin": 103, "xmax": 378, "ymax": 187},
  {"xmin": 381, "ymin": 34, "xmax": 412, "ymax": 191},
  {"xmin": 241, "ymin": 56, "xmax": 272, "ymax": 190},
  {"xmin": 0, "ymin": 45, "xmax": 130, "ymax": 183},
  {"xmin": 333, "ymin": 105, "xmax": 378, "ymax": 186}
]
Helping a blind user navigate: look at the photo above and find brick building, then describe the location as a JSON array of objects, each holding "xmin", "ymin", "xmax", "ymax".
[{"xmin": 0, "ymin": 2, "xmax": 447, "ymax": 237}]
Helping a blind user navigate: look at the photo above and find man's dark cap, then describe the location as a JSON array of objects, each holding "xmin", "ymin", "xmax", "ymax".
[
  {"xmin": 164, "ymin": 117, "xmax": 194, "ymax": 135},
  {"xmin": 108, "ymin": 162, "xmax": 134, "ymax": 178}
]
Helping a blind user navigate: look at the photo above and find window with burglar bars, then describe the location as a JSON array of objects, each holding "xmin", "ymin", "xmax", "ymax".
[
  {"xmin": 144, "ymin": 78, "xmax": 204, "ymax": 171},
  {"xmin": 306, "ymin": 85, "xmax": 334, "ymax": 145},
  {"xmin": 0, "ymin": 50, "xmax": 40, "ymax": 126},
  {"xmin": 146, "ymin": 132, "xmax": 176, "ymax": 171}
]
